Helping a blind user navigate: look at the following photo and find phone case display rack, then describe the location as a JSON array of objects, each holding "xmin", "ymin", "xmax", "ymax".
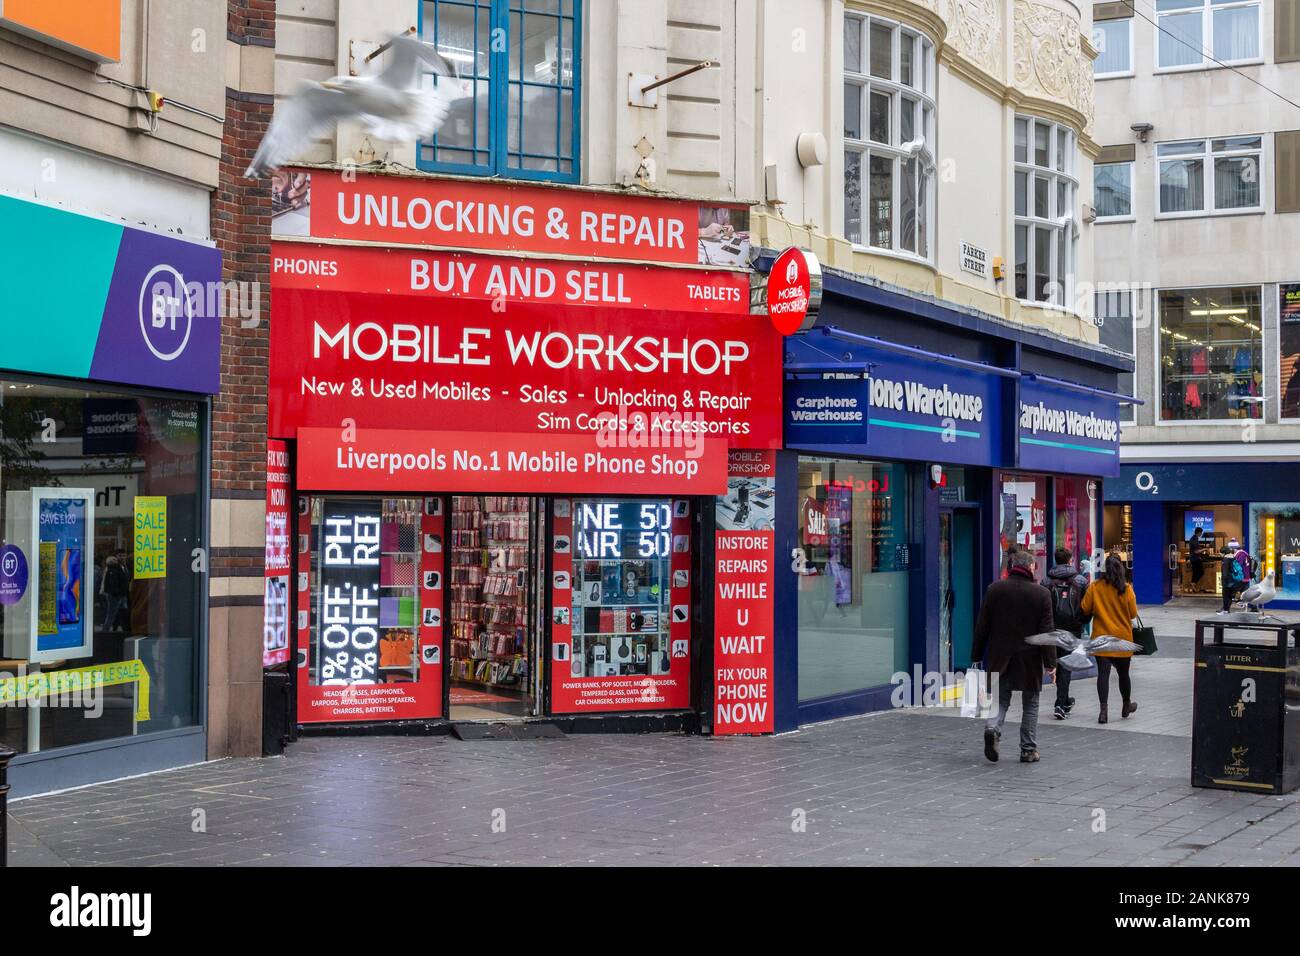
[
  {"xmin": 449, "ymin": 496, "xmax": 531, "ymax": 691},
  {"xmin": 549, "ymin": 499, "xmax": 694, "ymax": 714},
  {"xmin": 377, "ymin": 499, "xmax": 421, "ymax": 672}
]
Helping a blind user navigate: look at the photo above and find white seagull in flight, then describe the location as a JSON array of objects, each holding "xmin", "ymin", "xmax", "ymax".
[{"xmin": 245, "ymin": 32, "xmax": 458, "ymax": 178}]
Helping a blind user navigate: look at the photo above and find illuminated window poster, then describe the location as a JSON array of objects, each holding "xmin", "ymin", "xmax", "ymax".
[{"xmin": 569, "ymin": 499, "xmax": 675, "ymax": 678}]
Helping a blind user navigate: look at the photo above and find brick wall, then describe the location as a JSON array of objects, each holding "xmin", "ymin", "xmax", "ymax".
[{"xmin": 207, "ymin": 0, "xmax": 277, "ymax": 759}]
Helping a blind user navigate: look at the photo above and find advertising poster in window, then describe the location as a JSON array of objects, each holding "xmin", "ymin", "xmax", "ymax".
[
  {"xmin": 1280, "ymin": 284, "xmax": 1300, "ymax": 420},
  {"xmin": 132, "ymin": 496, "xmax": 167, "ymax": 580},
  {"xmin": 263, "ymin": 439, "xmax": 291, "ymax": 668},
  {"xmin": 713, "ymin": 450, "xmax": 776, "ymax": 735},
  {"xmin": 550, "ymin": 497, "xmax": 691, "ymax": 713},
  {"xmin": 317, "ymin": 502, "xmax": 382, "ymax": 687},
  {"xmin": 29, "ymin": 489, "xmax": 95, "ymax": 663}
]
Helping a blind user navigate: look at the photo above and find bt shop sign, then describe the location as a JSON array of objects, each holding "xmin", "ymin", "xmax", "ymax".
[
  {"xmin": 1018, "ymin": 379, "xmax": 1121, "ymax": 477},
  {"xmin": 1, "ymin": 195, "xmax": 221, "ymax": 394}
]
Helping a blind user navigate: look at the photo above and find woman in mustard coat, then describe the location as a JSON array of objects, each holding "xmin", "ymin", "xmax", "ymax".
[{"xmin": 1080, "ymin": 554, "xmax": 1139, "ymax": 724}]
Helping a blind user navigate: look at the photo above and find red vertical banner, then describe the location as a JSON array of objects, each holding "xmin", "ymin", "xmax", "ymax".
[
  {"xmin": 418, "ymin": 497, "xmax": 446, "ymax": 717},
  {"xmin": 713, "ymin": 450, "xmax": 776, "ymax": 734},
  {"xmin": 263, "ymin": 439, "xmax": 292, "ymax": 668}
]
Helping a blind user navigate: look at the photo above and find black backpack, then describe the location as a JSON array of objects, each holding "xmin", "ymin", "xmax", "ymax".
[{"xmin": 1047, "ymin": 578, "xmax": 1081, "ymax": 633}]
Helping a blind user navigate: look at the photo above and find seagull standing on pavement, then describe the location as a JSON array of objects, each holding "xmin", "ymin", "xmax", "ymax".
[
  {"xmin": 1237, "ymin": 570, "xmax": 1277, "ymax": 618},
  {"xmin": 245, "ymin": 32, "xmax": 458, "ymax": 178}
]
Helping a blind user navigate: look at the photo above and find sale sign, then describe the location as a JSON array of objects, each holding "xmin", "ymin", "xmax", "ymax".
[
  {"xmin": 263, "ymin": 439, "xmax": 291, "ymax": 668},
  {"xmin": 269, "ymin": 290, "xmax": 782, "ymax": 452},
  {"xmin": 132, "ymin": 496, "xmax": 167, "ymax": 580},
  {"xmin": 713, "ymin": 450, "xmax": 776, "ymax": 735}
]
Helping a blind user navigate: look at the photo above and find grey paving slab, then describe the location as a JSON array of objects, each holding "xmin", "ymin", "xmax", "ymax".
[{"xmin": 8, "ymin": 606, "xmax": 1300, "ymax": 867}]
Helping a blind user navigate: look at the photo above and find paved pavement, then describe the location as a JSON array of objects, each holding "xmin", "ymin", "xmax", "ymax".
[{"xmin": 9, "ymin": 601, "xmax": 1300, "ymax": 867}]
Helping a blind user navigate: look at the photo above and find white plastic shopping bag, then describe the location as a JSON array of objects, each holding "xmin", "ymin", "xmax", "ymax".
[{"xmin": 961, "ymin": 667, "xmax": 990, "ymax": 718}]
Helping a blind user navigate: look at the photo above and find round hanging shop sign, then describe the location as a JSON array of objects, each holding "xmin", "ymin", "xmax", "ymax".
[
  {"xmin": 766, "ymin": 246, "xmax": 822, "ymax": 336},
  {"xmin": 0, "ymin": 544, "xmax": 28, "ymax": 605}
]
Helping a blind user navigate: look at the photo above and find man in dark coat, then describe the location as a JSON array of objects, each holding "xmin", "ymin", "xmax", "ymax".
[{"xmin": 973, "ymin": 546, "xmax": 1056, "ymax": 763}]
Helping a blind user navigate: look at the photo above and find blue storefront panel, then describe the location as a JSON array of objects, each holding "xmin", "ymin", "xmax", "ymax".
[{"xmin": 1107, "ymin": 461, "xmax": 1300, "ymax": 608}]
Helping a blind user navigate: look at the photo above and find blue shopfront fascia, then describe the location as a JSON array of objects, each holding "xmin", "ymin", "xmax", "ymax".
[{"xmin": 784, "ymin": 327, "xmax": 1139, "ymax": 476}]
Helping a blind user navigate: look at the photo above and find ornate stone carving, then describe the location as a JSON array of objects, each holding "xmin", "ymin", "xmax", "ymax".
[
  {"xmin": 943, "ymin": 0, "xmax": 1002, "ymax": 77},
  {"xmin": 1013, "ymin": 0, "xmax": 1095, "ymax": 130}
]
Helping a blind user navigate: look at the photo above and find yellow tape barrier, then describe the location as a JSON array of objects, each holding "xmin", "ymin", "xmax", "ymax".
[{"xmin": 0, "ymin": 659, "xmax": 150, "ymax": 721}]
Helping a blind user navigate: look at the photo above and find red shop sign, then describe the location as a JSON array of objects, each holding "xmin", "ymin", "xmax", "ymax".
[
  {"xmin": 269, "ymin": 290, "xmax": 783, "ymax": 449},
  {"xmin": 271, "ymin": 242, "xmax": 749, "ymax": 313},
  {"xmin": 713, "ymin": 449, "xmax": 776, "ymax": 735},
  {"xmin": 297, "ymin": 427, "xmax": 729, "ymax": 496},
  {"xmin": 767, "ymin": 246, "xmax": 821, "ymax": 335},
  {"xmin": 296, "ymin": 169, "xmax": 745, "ymax": 266}
]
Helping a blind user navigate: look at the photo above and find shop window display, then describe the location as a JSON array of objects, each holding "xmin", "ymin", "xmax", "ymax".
[
  {"xmin": 1158, "ymin": 286, "xmax": 1262, "ymax": 421},
  {"xmin": 1054, "ymin": 477, "xmax": 1099, "ymax": 576},
  {"xmin": 568, "ymin": 499, "xmax": 673, "ymax": 679},
  {"xmin": 1000, "ymin": 474, "xmax": 1048, "ymax": 572},
  {"xmin": 1250, "ymin": 504, "xmax": 1300, "ymax": 600},
  {"xmin": 0, "ymin": 383, "xmax": 204, "ymax": 754},
  {"xmin": 551, "ymin": 496, "xmax": 692, "ymax": 714},
  {"xmin": 448, "ymin": 496, "xmax": 537, "ymax": 712},
  {"xmin": 310, "ymin": 497, "xmax": 425, "ymax": 687},
  {"xmin": 796, "ymin": 458, "xmax": 911, "ymax": 701},
  {"xmin": 1279, "ymin": 284, "xmax": 1300, "ymax": 421},
  {"xmin": 1103, "ymin": 503, "xmax": 1133, "ymax": 569}
]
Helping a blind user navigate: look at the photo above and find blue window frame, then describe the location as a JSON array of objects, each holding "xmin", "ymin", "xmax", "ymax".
[{"xmin": 417, "ymin": 0, "xmax": 581, "ymax": 183}]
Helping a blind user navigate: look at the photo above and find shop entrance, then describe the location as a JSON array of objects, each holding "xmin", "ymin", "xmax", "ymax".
[
  {"xmin": 448, "ymin": 496, "xmax": 547, "ymax": 720},
  {"xmin": 939, "ymin": 508, "xmax": 979, "ymax": 671},
  {"xmin": 1169, "ymin": 503, "xmax": 1242, "ymax": 598}
]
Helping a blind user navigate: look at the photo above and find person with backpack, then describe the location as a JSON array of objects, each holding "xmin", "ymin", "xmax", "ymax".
[
  {"xmin": 1219, "ymin": 539, "xmax": 1251, "ymax": 614},
  {"xmin": 1044, "ymin": 547, "xmax": 1089, "ymax": 721}
]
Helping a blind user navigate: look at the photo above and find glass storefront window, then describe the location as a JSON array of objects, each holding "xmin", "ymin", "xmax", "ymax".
[
  {"xmin": 1279, "ymin": 284, "xmax": 1300, "ymax": 421},
  {"xmin": 1250, "ymin": 503, "xmax": 1300, "ymax": 600},
  {"xmin": 796, "ymin": 458, "xmax": 911, "ymax": 701},
  {"xmin": 569, "ymin": 498, "xmax": 673, "ymax": 679},
  {"xmin": 1054, "ymin": 477, "xmax": 1099, "ymax": 576},
  {"xmin": 1000, "ymin": 473, "xmax": 1048, "ymax": 572},
  {"xmin": 310, "ymin": 497, "xmax": 424, "ymax": 688},
  {"xmin": 1158, "ymin": 286, "xmax": 1263, "ymax": 421},
  {"xmin": 1103, "ymin": 503, "xmax": 1133, "ymax": 569},
  {"xmin": 0, "ymin": 382, "xmax": 204, "ymax": 754}
]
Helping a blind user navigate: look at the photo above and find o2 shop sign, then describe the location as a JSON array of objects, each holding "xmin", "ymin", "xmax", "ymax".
[{"xmin": 767, "ymin": 247, "xmax": 822, "ymax": 335}]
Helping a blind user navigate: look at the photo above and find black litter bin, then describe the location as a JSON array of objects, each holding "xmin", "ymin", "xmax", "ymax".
[
  {"xmin": 1192, "ymin": 617, "xmax": 1300, "ymax": 794},
  {"xmin": 262, "ymin": 668, "xmax": 292, "ymax": 757}
]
